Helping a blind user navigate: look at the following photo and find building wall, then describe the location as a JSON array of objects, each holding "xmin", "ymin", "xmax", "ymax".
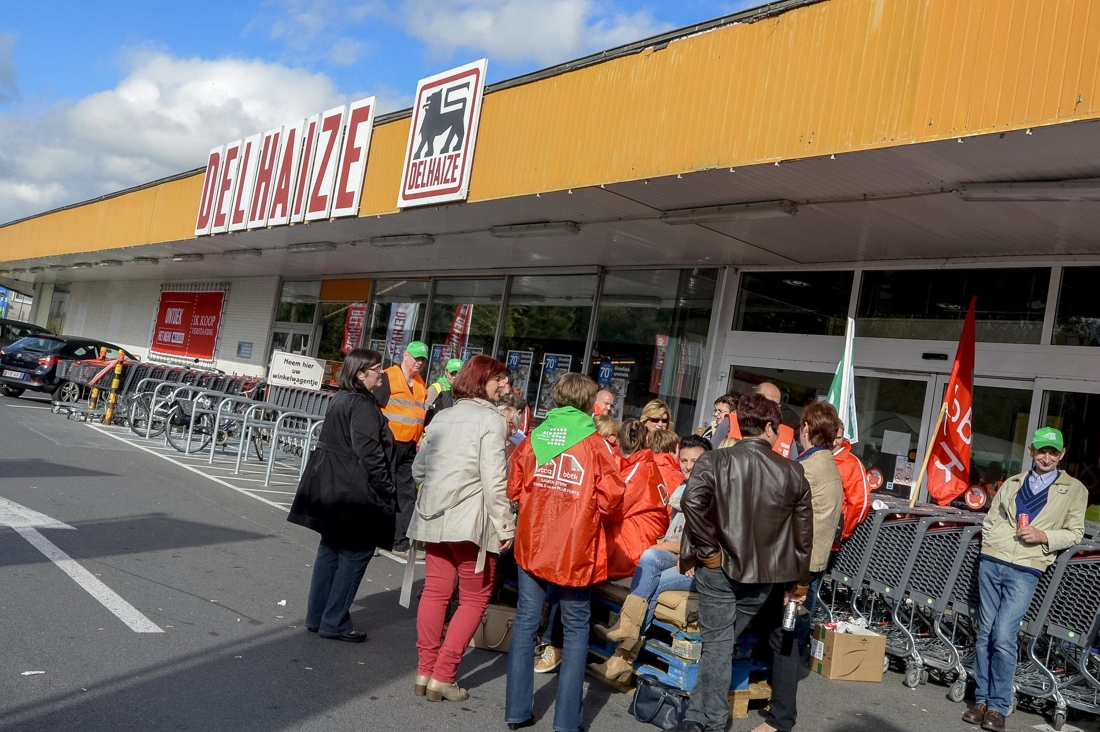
[{"xmin": 63, "ymin": 275, "xmax": 279, "ymax": 377}]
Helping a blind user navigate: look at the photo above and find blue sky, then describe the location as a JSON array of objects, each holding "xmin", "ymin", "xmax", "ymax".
[{"xmin": 0, "ymin": 1, "xmax": 753, "ymax": 224}]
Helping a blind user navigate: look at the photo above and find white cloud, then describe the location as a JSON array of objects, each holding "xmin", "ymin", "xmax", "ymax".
[
  {"xmin": 0, "ymin": 52, "xmax": 347, "ymax": 224},
  {"xmin": 401, "ymin": 0, "xmax": 672, "ymax": 66},
  {"xmin": 0, "ymin": 33, "xmax": 18, "ymax": 104},
  {"xmin": 252, "ymin": 0, "xmax": 387, "ymax": 66}
]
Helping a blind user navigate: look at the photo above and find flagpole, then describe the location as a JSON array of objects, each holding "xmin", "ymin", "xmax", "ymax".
[{"xmin": 911, "ymin": 401, "xmax": 948, "ymax": 508}]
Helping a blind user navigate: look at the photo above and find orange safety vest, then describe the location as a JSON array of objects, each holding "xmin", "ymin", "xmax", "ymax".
[{"xmin": 381, "ymin": 365, "xmax": 427, "ymax": 444}]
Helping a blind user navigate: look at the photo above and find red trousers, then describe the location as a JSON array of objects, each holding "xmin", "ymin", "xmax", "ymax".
[{"xmin": 416, "ymin": 541, "xmax": 496, "ymax": 683}]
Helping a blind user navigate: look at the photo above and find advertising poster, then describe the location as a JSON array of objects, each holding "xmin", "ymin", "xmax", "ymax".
[
  {"xmin": 384, "ymin": 302, "xmax": 419, "ymax": 364},
  {"xmin": 341, "ymin": 302, "xmax": 368, "ymax": 355},
  {"xmin": 534, "ymin": 353, "xmax": 572, "ymax": 419},
  {"xmin": 442, "ymin": 303, "xmax": 472, "ymax": 358},
  {"xmin": 149, "ymin": 290, "xmax": 226, "ymax": 362},
  {"xmin": 505, "ymin": 349, "xmax": 534, "ymax": 400},
  {"xmin": 595, "ymin": 362, "xmax": 631, "ymax": 421},
  {"xmin": 426, "ymin": 343, "xmax": 446, "ymax": 385}
]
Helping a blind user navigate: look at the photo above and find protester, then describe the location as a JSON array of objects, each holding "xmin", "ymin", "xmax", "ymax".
[
  {"xmin": 426, "ymin": 357, "xmax": 463, "ymax": 407},
  {"xmin": 673, "ymin": 392, "xmax": 812, "ymax": 732},
  {"xmin": 710, "ymin": 383, "xmax": 795, "ymax": 457},
  {"xmin": 794, "ymin": 402, "xmax": 844, "ymax": 648},
  {"xmin": 832, "ymin": 425, "xmax": 870, "ymax": 543},
  {"xmin": 288, "ymin": 349, "xmax": 395, "ymax": 643},
  {"xmin": 376, "ymin": 341, "xmax": 429, "ymax": 557},
  {"xmin": 408, "ymin": 355, "xmax": 514, "ymax": 702},
  {"xmin": 506, "ymin": 373, "xmax": 626, "ymax": 732},
  {"xmin": 963, "ymin": 427, "xmax": 1087, "ymax": 732},
  {"xmin": 606, "ymin": 418, "xmax": 672, "ymax": 580},
  {"xmin": 649, "ymin": 428, "xmax": 685, "ymax": 502},
  {"xmin": 640, "ymin": 399, "xmax": 672, "ymax": 432},
  {"xmin": 590, "ymin": 435, "xmax": 711, "ymax": 683},
  {"xmin": 497, "ymin": 403, "xmax": 524, "ymax": 460},
  {"xmin": 593, "ymin": 414, "xmax": 621, "ymax": 450},
  {"xmin": 594, "ymin": 389, "xmax": 615, "ymax": 416},
  {"xmin": 701, "ymin": 394, "xmax": 736, "ymax": 440}
]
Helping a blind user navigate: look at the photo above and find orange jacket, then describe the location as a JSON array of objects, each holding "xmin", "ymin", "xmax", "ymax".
[
  {"xmin": 381, "ymin": 365, "xmax": 427, "ymax": 443},
  {"xmin": 833, "ymin": 440, "xmax": 870, "ymax": 543},
  {"xmin": 652, "ymin": 452, "xmax": 686, "ymax": 511},
  {"xmin": 605, "ymin": 449, "xmax": 672, "ymax": 579},
  {"xmin": 508, "ymin": 434, "xmax": 626, "ymax": 587}
]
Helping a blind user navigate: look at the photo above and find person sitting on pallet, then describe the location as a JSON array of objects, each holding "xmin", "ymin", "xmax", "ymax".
[
  {"xmin": 962, "ymin": 427, "xmax": 1087, "ymax": 732},
  {"xmin": 589, "ymin": 433, "xmax": 711, "ymax": 683}
]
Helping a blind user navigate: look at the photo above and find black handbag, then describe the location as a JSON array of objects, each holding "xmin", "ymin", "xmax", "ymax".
[{"xmin": 628, "ymin": 674, "xmax": 691, "ymax": 729}]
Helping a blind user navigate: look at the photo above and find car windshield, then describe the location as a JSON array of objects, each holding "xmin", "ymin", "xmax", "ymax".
[{"xmin": 10, "ymin": 337, "xmax": 66, "ymax": 353}]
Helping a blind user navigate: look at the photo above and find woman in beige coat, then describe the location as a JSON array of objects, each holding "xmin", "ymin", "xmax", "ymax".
[
  {"xmin": 794, "ymin": 401, "xmax": 844, "ymax": 646},
  {"xmin": 408, "ymin": 355, "xmax": 515, "ymax": 702}
]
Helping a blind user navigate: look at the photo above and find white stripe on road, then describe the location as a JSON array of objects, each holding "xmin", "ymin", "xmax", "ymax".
[
  {"xmin": 6, "ymin": 404, "xmax": 51, "ymax": 409},
  {"xmin": 87, "ymin": 425, "xmax": 290, "ymax": 512},
  {"xmin": 12, "ymin": 525, "xmax": 163, "ymax": 633}
]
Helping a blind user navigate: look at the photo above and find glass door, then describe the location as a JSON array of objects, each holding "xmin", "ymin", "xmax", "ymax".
[{"xmin": 1032, "ymin": 379, "xmax": 1100, "ymax": 522}]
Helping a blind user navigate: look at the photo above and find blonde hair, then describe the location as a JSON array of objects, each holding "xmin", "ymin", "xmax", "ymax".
[
  {"xmin": 497, "ymin": 404, "xmax": 522, "ymax": 430},
  {"xmin": 648, "ymin": 429, "xmax": 680, "ymax": 455},
  {"xmin": 640, "ymin": 399, "xmax": 671, "ymax": 423},
  {"xmin": 593, "ymin": 414, "xmax": 620, "ymax": 440},
  {"xmin": 719, "ymin": 437, "xmax": 739, "ymax": 449},
  {"xmin": 618, "ymin": 418, "xmax": 648, "ymax": 456},
  {"xmin": 552, "ymin": 373, "xmax": 598, "ymax": 413}
]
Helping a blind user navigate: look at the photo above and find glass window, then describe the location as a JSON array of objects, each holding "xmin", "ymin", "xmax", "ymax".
[
  {"xmin": 367, "ymin": 279, "xmax": 430, "ymax": 366},
  {"xmin": 275, "ymin": 281, "xmax": 321, "ymax": 324},
  {"xmin": 967, "ymin": 384, "xmax": 1031, "ymax": 491},
  {"xmin": 47, "ymin": 288, "xmax": 68, "ymax": 335},
  {"xmin": 857, "ymin": 268, "xmax": 1050, "ymax": 343},
  {"xmin": 499, "ymin": 274, "xmax": 596, "ymax": 418},
  {"xmin": 1053, "ymin": 266, "xmax": 1100, "ymax": 347},
  {"xmin": 424, "ymin": 278, "xmax": 504, "ymax": 385},
  {"xmin": 734, "ymin": 271, "xmax": 853, "ymax": 336},
  {"xmin": 1040, "ymin": 389, "xmax": 1100, "ymax": 511},
  {"xmin": 591, "ymin": 269, "xmax": 717, "ymax": 435}
]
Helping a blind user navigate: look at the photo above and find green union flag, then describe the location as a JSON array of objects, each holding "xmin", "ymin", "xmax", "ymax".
[{"xmin": 826, "ymin": 317, "xmax": 858, "ymax": 444}]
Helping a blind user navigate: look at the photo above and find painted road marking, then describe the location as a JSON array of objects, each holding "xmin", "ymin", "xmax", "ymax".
[{"xmin": 0, "ymin": 496, "xmax": 163, "ymax": 633}]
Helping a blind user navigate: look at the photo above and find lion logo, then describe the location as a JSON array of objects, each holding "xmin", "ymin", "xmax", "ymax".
[{"xmin": 413, "ymin": 82, "xmax": 470, "ymax": 160}]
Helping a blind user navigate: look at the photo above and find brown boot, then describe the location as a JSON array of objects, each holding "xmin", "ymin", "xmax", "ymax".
[
  {"xmin": 980, "ymin": 710, "xmax": 1006, "ymax": 732},
  {"xmin": 425, "ymin": 678, "xmax": 469, "ymax": 702},
  {"xmin": 594, "ymin": 595, "xmax": 648, "ymax": 644},
  {"xmin": 962, "ymin": 703, "xmax": 987, "ymax": 724},
  {"xmin": 588, "ymin": 639, "xmax": 642, "ymax": 683}
]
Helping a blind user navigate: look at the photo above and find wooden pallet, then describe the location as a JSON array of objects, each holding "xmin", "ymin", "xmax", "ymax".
[{"xmin": 728, "ymin": 681, "xmax": 772, "ymax": 719}]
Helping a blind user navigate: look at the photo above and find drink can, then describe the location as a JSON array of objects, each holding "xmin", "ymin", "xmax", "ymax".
[
  {"xmin": 1019, "ymin": 513, "xmax": 1030, "ymax": 529},
  {"xmin": 782, "ymin": 601, "xmax": 798, "ymax": 631}
]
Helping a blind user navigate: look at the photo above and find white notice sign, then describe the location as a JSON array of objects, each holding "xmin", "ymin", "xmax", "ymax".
[{"xmin": 268, "ymin": 350, "xmax": 325, "ymax": 391}]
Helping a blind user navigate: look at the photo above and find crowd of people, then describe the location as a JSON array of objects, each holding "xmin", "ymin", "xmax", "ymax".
[{"xmin": 287, "ymin": 342, "xmax": 1088, "ymax": 732}]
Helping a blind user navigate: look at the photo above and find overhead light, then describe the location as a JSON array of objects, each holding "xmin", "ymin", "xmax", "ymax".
[
  {"xmin": 223, "ymin": 248, "xmax": 262, "ymax": 259},
  {"xmin": 29, "ymin": 267, "xmax": 45, "ymax": 273},
  {"xmin": 661, "ymin": 200, "xmax": 797, "ymax": 225},
  {"xmin": 489, "ymin": 221, "xmax": 581, "ymax": 238},
  {"xmin": 370, "ymin": 234, "xmax": 435, "ymax": 248},
  {"xmin": 287, "ymin": 242, "xmax": 337, "ymax": 253},
  {"xmin": 47, "ymin": 264, "xmax": 68, "ymax": 271},
  {"xmin": 97, "ymin": 260, "xmax": 123, "ymax": 267},
  {"xmin": 958, "ymin": 179, "xmax": 1100, "ymax": 202},
  {"xmin": 71, "ymin": 262, "xmax": 95, "ymax": 269},
  {"xmin": 0, "ymin": 271, "xmax": 8, "ymax": 277},
  {"xmin": 936, "ymin": 302, "xmax": 962, "ymax": 311},
  {"xmin": 133, "ymin": 257, "xmax": 160, "ymax": 265},
  {"xmin": 782, "ymin": 279, "xmax": 810, "ymax": 287},
  {"xmin": 171, "ymin": 254, "xmax": 204, "ymax": 263}
]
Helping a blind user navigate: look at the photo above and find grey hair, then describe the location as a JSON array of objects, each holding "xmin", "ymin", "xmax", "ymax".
[{"xmin": 497, "ymin": 404, "xmax": 522, "ymax": 429}]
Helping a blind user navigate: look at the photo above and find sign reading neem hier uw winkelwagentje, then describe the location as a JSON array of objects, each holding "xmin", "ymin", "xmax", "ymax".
[
  {"xmin": 194, "ymin": 97, "xmax": 377, "ymax": 236},
  {"xmin": 398, "ymin": 59, "xmax": 487, "ymax": 208}
]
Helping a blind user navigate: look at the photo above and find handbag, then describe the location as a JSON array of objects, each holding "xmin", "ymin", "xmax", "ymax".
[
  {"xmin": 468, "ymin": 604, "xmax": 516, "ymax": 652},
  {"xmin": 629, "ymin": 674, "xmax": 691, "ymax": 730}
]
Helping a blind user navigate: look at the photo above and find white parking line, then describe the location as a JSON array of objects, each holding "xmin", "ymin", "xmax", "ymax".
[
  {"xmin": 7, "ymin": 404, "xmax": 51, "ymax": 410},
  {"xmin": 240, "ymin": 488, "xmax": 297, "ymax": 495}
]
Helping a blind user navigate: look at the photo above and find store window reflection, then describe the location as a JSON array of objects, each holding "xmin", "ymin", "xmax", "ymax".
[
  {"xmin": 275, "ymin": 281, "xmax": 321, "ymax": 324},
  {"xmin": 1052, "ymin": 266, "xmax": 1100, "ymax": 347},
  {"xmin": 424, "ymin": 278, "xmax": 503, "ymax": 385},
  {"xmin": 734, "ymin": 270, "xmax": 852, "ymax": 336},
  {"xmin": 967, "ymin": 385, "xmax": 1031, "ymax": 495},
  {"xmin": 498, "ymin": 274, "xmax": 596, "ymax": 419},
  {"xmin": 591, "ymin": 269, "xmax": 716, "ymax": 434},
  {"xmin": 368, "ymin": 279, "xmax": 430, "ymax": 366},
  {"xmin": 1039, "ymin": 390, "xmax": 1100, "ymax": 513}
]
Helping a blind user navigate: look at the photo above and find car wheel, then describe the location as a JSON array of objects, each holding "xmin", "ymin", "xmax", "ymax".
[
  {"xmin": 1, "ymin": 384, "xmax": 24, "ymax": 398},
  {"xmin": 56, "ymin": 381, "xmax": 82, "ymax": 403}
]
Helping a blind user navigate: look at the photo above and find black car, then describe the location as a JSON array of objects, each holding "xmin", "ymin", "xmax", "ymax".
[
  {"xmin": 0, "ymin": 318, "xmax": 53, "ymax": 348},
  {"xmin": 0, "ymin": 335, "xmax": 132, "ymax": 398}
]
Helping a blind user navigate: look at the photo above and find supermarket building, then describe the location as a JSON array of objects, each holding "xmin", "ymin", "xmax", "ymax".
[{"xmin": 2, "ymin": 0, "xmax": 1100, "ymax": 506}]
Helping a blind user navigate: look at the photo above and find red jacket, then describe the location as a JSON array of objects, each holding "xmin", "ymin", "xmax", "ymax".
[
  {"xmin": 508, "ymin": 434, "xmax": 626, "ymax": 587},
  {"xmin": 833, "ymin": 440, "xmax": 870, "ymax": 543},
  {"xmin": 605, "ymin": 449, "xmax": 671, "ymax": 579},
  {"xmin": 652, "ymin": 452, "xmax": 685, "ymax": 513}
]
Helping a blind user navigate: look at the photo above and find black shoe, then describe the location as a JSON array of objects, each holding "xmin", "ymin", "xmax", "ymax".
[
  {"xmin": 319, "ymin": 631, "xmax": 367, "ymax": 643},
  {"xmin": 506, "ymin": 720, "xmax": 535, "ymax": 730},
  {"xmin": 306, "ymin": 626, "xmax": 319, "ymax": 633},
  {"xmin": 669, "ymin": 722, "xmax": 704, "ymax": 732}
]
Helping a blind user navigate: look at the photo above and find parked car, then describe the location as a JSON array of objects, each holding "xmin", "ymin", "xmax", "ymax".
[
  {"xmin": 0, "ymin": 318, "xmax": 53, "ymax": 348},
  {"xmin": 0, "ymin": 336, "xmax": 133, "ymax": 398}
]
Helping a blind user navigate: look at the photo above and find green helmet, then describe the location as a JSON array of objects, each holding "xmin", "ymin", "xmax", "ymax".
[{"xmin": 446, "ymin": 358, "xmax": 464, "ymax": 373}]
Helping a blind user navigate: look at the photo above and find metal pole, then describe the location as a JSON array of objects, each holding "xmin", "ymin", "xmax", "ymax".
[
  {"xmin": 911, "ymin": 401, "xmax": 948, "ymax": 507},
  {"xmin": 581, "ymin": 267, "xmax": 604, "ymax": 377},
  {"xmin": 103, "ymin": 358, "xmax": 123, "ymax": 424},
  {"xmin": 491, "ymin": 275, "xmax": 512, "ymax": 360}
]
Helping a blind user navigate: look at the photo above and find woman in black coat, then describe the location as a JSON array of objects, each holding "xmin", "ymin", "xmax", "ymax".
[{"xmin": 288, "ymin": 349, "xmax": 396, "ymax": 642}]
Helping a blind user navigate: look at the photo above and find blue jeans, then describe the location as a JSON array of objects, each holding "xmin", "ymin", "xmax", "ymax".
[
  {"xmin": 305, "ymin": 535, "xmax": 373, "ymax": 636},
  {"xmin": 796, "ymin": 571, "xmax": 825, "ymax": 648},
  {"xmin": 506, "ymin": 568, "xmax": 590, "ymax": 732},
  {"xmin": 974, "ymin": 559, "xmax": 1041, "ymax": 715},
  {"xmin": 629, "ymin": 548, "xmax": 695, "ymax": 629}
]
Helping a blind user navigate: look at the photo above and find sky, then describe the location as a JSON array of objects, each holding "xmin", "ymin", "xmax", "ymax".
[{"xmin": 0, "ymin": 0, "xmax": 754, "ymax": 225}]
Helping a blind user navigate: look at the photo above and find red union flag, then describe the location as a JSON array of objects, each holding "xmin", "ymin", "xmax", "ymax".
[
  {"xmin": 341, "ymin": 302, "xmax": 368, "ymax": 355},
  {"xmin": 398, "ymin": 59, "xmax": 487, "ymax": 208},
  {"xmin": 927, "ymin": 296, "xmax": 977, "ymax": 505}
]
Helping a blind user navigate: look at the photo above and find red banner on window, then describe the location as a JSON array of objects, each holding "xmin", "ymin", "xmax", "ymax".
[
  {"xmin": 150, "ymin": 290, "xmax": 226, "ymax": 361},
  {"xmin": 341, "ymin": 302, "xmax": 368, "ymax": 355},
  {"xmin": 442, "ymin": 303, "xmax": 472, "ymax": 358}
]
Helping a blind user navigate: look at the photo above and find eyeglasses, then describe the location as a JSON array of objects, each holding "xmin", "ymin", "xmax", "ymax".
[
  {"xmin": 646, "ymin": 417, "xmax": 670, "ymax": 424},
  {"xmin": 365, "ymin": 366, "xmax": 384, "ymax": 374}
]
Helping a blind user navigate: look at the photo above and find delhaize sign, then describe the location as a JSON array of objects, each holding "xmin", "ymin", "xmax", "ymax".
[
  {"xmin": 194, "ymin": 97, "xmax": 377, "ymax": 236},
  {"xmin": 398, "ymin": 59, "xmax": 487, "ymax": 208},
  {"xmin": 150, "ymin": 289, "xmax": 227, "ymax": 362}
]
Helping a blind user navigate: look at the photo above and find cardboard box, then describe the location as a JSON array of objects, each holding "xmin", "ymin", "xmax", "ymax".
[{"xmin": 809, "ymin": 622, "xmax": 886, "ymax": 682}]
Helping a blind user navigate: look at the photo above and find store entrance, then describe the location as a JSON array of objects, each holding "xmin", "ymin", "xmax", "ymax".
[{"xmin": 1033, "ymin": 380, "xmax": 1100, "ymax": 520}]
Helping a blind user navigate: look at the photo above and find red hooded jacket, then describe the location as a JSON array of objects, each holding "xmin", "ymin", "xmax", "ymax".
[
  {"xmin": 605, "ymin": 449, "xmax": 672, "ymax": 579},
  {"xmin": 508, "ymin": 433, "xmax": 626, "ymax": 587},
  {"xmin": 652, "ymin": 452, "xmax": 686, "ymax": 515},
  {"xmin": 833, "ymin": 440, "xmax": 870, "ymax": 544}
]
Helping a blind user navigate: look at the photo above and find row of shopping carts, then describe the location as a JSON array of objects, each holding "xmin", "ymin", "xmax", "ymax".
[
  {"xmin": 814, "ymin": 495, "xmax": 1100, "ymax": 730},
  {"xmin": 52, "ymin": 358, "xmax": 334, "ymax": 487}
]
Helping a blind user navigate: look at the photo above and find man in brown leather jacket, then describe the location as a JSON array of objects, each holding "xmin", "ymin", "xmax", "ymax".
[{"xmin": 672, "ymin": 392, "xmax": 813, "ymax": 732}]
